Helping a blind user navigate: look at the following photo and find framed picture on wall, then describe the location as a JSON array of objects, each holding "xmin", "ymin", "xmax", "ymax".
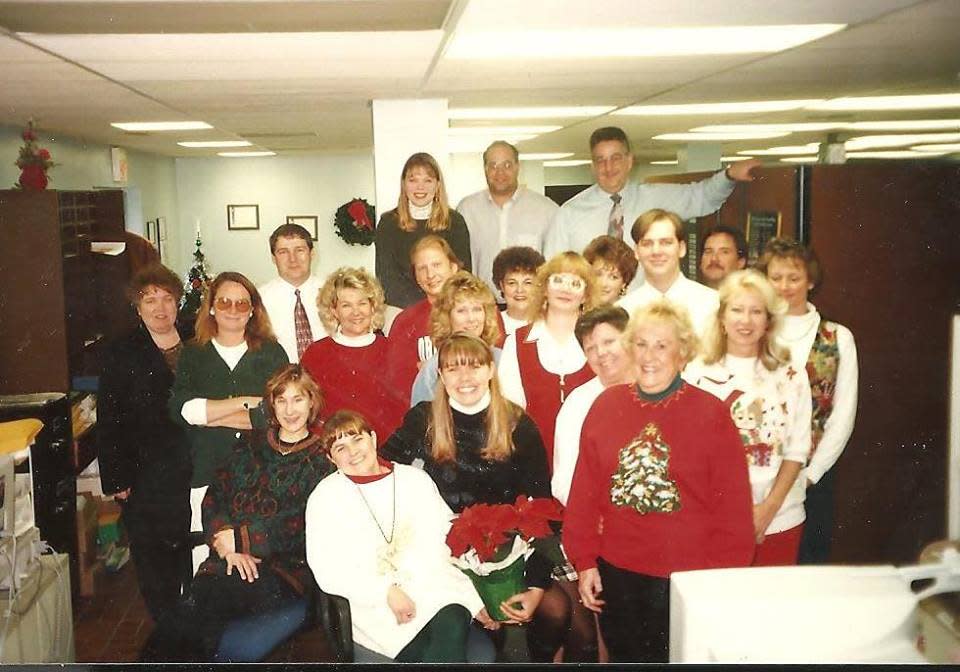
[
  {"xmin": 746, "ymin": 211, "xmax": 782, "ymax": 265},
  {"xmin": 286, "ymin": 215, "xmax": 319, "ymax": 241},
  {"xmin": 145, "ymin": 218, "xmax": 158, "ymax": 247},
  {"xmin": 157, "ymin": 216, "xmax": 167, "ymax": 241},
  {"xmin": 227, "ymin": 204, "xmax": 260, "ymax": 231}
]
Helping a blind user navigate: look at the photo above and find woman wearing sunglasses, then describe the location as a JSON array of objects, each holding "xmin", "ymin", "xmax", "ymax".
[{"xmin": 169, "ymin": 271, "xmax": 288, "ymax": 571}]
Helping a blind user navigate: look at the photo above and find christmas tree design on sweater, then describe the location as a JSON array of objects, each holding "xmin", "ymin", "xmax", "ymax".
[{"xmin": 609, "ymin": 422, "xmax": 681, "ymax": 514}]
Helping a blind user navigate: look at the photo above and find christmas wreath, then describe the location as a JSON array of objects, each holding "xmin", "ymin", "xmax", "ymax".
[{"xmin": 333, "ymin": 197, "xmax": 376, "ymax": 246}]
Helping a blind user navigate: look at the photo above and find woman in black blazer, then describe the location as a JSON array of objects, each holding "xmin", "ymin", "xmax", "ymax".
[{"xmin": 97, "ymin": 263, "xmax": 193, "ymax": 621}]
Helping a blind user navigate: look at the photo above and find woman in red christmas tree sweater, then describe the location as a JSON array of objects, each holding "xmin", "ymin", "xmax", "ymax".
[{"xmin": 563, "ymin": 299, "xmax": 754, "ymax": 663}]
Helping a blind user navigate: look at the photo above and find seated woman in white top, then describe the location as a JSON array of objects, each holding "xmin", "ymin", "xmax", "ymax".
[
  {"xmin": 491, "ymin": 246, "xmax": 545, "ymax": 336},
  {"xmin": 684, "ymin": 269, "xmax": 812, "ymax": 566},
  {"xmin": 305, "ymin": 410, "xmax": 494, "ymax": 663},
  {"xmin": 410, "ymin": 271, "xmax": 503, "ymax": 405},
  {"xmin": 759, "ymin": 238, "xmax": 858, "ymax": 564}
]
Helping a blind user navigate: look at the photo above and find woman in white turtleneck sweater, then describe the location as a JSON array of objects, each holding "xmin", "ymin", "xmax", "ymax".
[
  {"xmin": 300, "ymin": 267, "xmax": 407, "ymax": 441},
  {"xmin": 684, "ymin": 270, "xmax": 812, "ymax": 566},
  {"xmin": 374, "ymin": 152, "xmax": 472, "ymax": 309},
  {"xmin": 760, "ymin": 238, "xmax": 858, "ymax": 564}
]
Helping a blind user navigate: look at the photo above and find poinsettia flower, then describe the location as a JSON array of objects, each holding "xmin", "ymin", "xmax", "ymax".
[
  {"xmin": 514, "ymin": 495, "xmax": 564, "ymax": 538},
  {"xmin": 38, "ymin": 148, "xmax": 51, "ymax": 160}
]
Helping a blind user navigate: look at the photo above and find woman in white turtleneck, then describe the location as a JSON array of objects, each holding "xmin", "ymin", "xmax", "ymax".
[
  {"xmin": 300, "ymin": 267, "xmax": 407, "ymax": 441},
  {"xmin": 760, "ymin": 238, "xmax": 858, "ymax": 564},
  {"xmin": 684, "ymin": 269, "xmax": 812, "ymax": 566},
  {"xmin": 374, "ymin": 152, "xmax": 473, "ymax": 309}
]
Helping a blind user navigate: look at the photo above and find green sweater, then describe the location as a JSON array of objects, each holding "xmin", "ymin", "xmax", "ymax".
[{"xmin": 169, "ymin": 340, "xmax": 288, "ymax": 487}]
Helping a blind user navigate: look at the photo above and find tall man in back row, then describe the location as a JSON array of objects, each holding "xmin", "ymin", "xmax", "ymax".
[
  {"xmin": 544, "ymin": 127, "xmax": 760, "ymax": 277},
  {"xmin": 457, "ymin": 140, "xmax": 558, "ymax": 295}
]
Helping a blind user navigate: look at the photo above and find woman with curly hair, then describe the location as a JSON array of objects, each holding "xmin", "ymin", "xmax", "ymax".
[
  {"xmin": 583, "ymin": 235, "xmax": 638, "ymax": 304},
  {"xmin": 375, "ymin": 152, "xmax": 472, "ymax": 308},
  {"xmin": 683, "ymin": 269, "xmax": 812, "ymax": 566},
  {"xmin": 300, "ymin": 267, "xmax": 406, "ymax": 440},
  {"xmin": 497, "ymin": 251, "xmax": 599, "ymax": 467},
  {"xmin": 409, "ymin": 271, "xmax": 504, "ymax": 405}
]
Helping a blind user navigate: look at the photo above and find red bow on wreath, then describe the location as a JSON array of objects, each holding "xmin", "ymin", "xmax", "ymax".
[{"xmin": 347, "ymin": 199, "xmax": 373, "ymax": 231}]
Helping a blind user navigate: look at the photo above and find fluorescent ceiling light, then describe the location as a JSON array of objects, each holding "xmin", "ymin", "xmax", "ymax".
[
  {"xmin": 848, "ymin": 119, "xmax": 960, "ymax": 131},
  {"xmin": 722, "ymin": 156, "xmax": 753, "ymax": 162},
  {"xmin": 449, "ymin": 125, "xmax": 561, "ymax": 136},
  {"xmin": 217, "ymin": 151, "xmax": 276, "ymax": 157},
  {"xmin": 449, "ymin": 107, "xmax": 613, "ymax": 120},
  {"xmin": 692, "ymin": 122, "xmax": 840, "ymax": 133},
  {"xmin": 654, "ymin": 131, "xmax": 790, "ymax": 141},
  {"xmin": 518, "ymin": 153, "xmax": 574, "ymax": 161},
  {"xmin": 178, "ymin": 140, "xmax": 252, "ymax": 148},
  {"xmin": 809, "ymin": 93, "xmax": 960, "ymax": 111},
  {"xmin": 738, "ymin": 144, "xmax": 820, "ymax": 156},
  {"xmin": 449, "ymin": 136, "xmax": 537, "ymax": 153},
  {"xmin": 616, "ymin": 100, "xmax": 820, "ymax": 116},
  {"xmin": 544, "ymin": 160, "xmax": 592, "ymax": 167},
  {"xmin": 781, "ymin": 156, "xmax": 818, "ymax": 163},
  {"xmin": 447, "ymin": 25, "xmax": 844, "ymax": 59},
  {"xmin": 911, "ymin": 143, "xmax": 960, "ymax": 152},
  {"xmin": 112, "ymin": 121, "xmax": 212, "ymax": 132},
  {"xmin": 650, "ymin": 160, "xmax": 678, "ymax": 165},
  {"xmin": 845, "ymin": 132, "xmax": 960, "ymax": 150},
  {"xmin": 846, "ymin": 150, "xmax": 948, "ymax": 159}
]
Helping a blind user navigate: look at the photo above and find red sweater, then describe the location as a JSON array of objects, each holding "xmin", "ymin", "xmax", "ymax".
[
  {"xmin": 563, "ymin": 381, "xmax": 754, "ymax": 578},
  {"xmin": 301, "ymin": 335, "xmax": 406, "ymax": 441},
  {"xmin": 385, "ymin": 299, "xmax": 434, "ymax": 405}
]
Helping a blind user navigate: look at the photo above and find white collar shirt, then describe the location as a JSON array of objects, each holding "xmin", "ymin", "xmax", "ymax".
[{"xmin": 257, "ymin": 274, "xmax": 328, "ymax": 362}]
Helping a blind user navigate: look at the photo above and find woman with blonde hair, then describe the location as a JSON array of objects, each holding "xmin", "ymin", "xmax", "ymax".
[
  {"xmin": 382, "ymin": 334, "xmax": 587, "ymax": 662},
  {"xmin": 565, "ymin": 299, "xmax": 753, "ymax": 662},
  {"xmin": 684, "ymin": 269, "xmax": 812, "ymax": 566},
  {"xmin": 498, "ymin": 251, "xmax": 600, "ymax": 466},
  {"xmin": 375, "ymin": 152, "xmax": 472, "ymax": 308},
  {"xmin": 409, "ymin": 271, "xmax": 504, "ymax": 405},
  {"xmin": 301, "ymin": 267, "xmax": 406, "ymax": 440},
  {"xmin": 758, "ymin": 237, "xmax": 858, "ymax": 564}
]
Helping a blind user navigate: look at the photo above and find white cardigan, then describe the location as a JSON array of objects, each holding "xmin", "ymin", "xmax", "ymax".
[
  {"xmin": 779, "ymin": 303, "xmax": 858, "ymax": 484},
  {"xmin": 305, "ymin": 464, "xmax": 483, "ymax": 658},
  {"xmin": 684, "ymin": 355, "xmax": 812, "ymax": 534}
]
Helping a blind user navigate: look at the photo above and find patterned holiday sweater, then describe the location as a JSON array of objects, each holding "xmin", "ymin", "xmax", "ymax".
[
  {"xmin": 198, "ymin": 429, "xmax": 333, "ymax": 594},
  {"xmin": 563, "ymin": 380, "xmax": 754, "ymax": 578}
]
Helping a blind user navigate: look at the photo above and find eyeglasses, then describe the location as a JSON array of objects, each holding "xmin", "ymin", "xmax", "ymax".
[
  {"xmin": 591, "ymin": 153, "xmax": 628, "ymax": 167},
  {"xmin": 485, "ymin": 160, "xmax": 516, "ymax": 172},
  {"xmin": 214, "ymin": 296, "xmax": 252, "ymax": 313},
  {"xmin": 548, "ymin": 273, "xmax": 586, "ymax": 291}
]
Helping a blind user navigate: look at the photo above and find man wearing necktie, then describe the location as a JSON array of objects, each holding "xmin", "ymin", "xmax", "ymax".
[
  {"xmin": 258, "ymin": 224, "xmax": 328, "ymax": 362},
  {"xmin": 544, "ymin": 126, "xmax": 760, "ymax": 289}
]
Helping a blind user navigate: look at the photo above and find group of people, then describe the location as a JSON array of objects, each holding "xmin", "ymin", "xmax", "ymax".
[{"xmin": 95, "ymin": 125, "xmax": 857, "ymax": 663}]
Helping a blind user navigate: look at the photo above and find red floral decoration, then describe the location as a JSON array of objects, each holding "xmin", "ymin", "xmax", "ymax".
[
  {"xmin": 446, "ymin": 496, "xmax": 563, "ymax": 562},
  {"xmin": 14, "ymin": 119, "xmax": 56, "ymax": 190}
]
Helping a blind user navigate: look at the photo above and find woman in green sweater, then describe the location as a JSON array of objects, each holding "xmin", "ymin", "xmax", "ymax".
[{"xmin": 169, "ymin": 271, "xmax": 288, "ymax": 572}]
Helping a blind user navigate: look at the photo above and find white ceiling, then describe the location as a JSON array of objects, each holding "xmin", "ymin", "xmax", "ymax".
[{"xmin": 0, "ymin": 0, "xmax": 959, "ymax": 161}]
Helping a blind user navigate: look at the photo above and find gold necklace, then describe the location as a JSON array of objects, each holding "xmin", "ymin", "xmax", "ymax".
[{"xmin": 353, "ymin": 470, "xmax": 396, "ymax": 544}]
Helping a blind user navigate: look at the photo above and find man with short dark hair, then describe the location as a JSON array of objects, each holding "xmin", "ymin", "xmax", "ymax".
[
  {"xmin": 258, "ymin": 224, "xmax": 327, "ymax": 362},
  {"xmin": 699, "ymin": 225, "xmax": 747, "ymax": 289},
  {"xmin": 617, "ymin": 209, "xmax": 718, "ymax": 338},
  {"xmin": 544, "ymin": 126, "xmax": 759, "ymax": 270},
  {"xmin": 457, "ymin": 140, "xmax": 558, "ymax": 293}
]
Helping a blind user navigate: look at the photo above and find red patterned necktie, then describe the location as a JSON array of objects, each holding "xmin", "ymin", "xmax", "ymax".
[
  {"xmin": 294, "ymin": 289, "xmax": 313, "ymax": 359},
  {"xmin": 608, "ymin": 193, "xmax": 624, "ymax": 239}
]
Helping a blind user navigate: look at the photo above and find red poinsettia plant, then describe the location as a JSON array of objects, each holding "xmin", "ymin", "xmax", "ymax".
[
  {"xmin": 14, "ymin": 119, "xmax": 56, "ymax": 190},
  {"xmin": 446, "ymin": 495, "xmax": 563, "ymax": 562}
]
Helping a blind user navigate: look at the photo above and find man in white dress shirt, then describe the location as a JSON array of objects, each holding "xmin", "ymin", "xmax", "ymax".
[
  {"xmin": 543, "ymin": 126, "xmax": 759, "ymax": 269},
  {"xmin": 617, "ymin": 209, "xmax": 718, "ymax": 339},
  {"xmin": 457, "ymin": 141, "xmax": 558, "ymax": 294},
  {"xmin": 257, "ymin": 224, "xmax": 327, "ymax": 362}
]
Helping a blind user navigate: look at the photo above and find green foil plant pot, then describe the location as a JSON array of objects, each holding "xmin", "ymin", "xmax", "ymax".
[{"xmin": 462, "ymin": 554, "xmax": 526, "ymax": 622}]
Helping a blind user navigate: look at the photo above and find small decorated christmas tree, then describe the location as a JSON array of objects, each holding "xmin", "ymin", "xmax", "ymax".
[
  {"xmin": 610, "ymin": 422, "xmax": 681, "ymax": 515},
  {"xmin": 180, "ymin": 232, "xmax": 212, "ymax": 324},
  {"xmin": 14, "ymin": 119, "xmax": 56, "ymax": 190}
]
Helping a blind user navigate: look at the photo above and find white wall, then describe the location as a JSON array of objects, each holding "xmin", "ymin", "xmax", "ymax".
[
  {"xmin": 0, "ymin": 124, "xmax": 181, "ymax": 264},
  {"xmin": 174, "ymin": 152, "xmax": 377, "ymax": 287}
]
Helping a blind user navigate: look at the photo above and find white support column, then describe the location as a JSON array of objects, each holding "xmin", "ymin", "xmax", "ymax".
[
  {"xmin": 371, "ymin": 99, "xmax": 449, "ymax": 215},
  {"xmin": 677, "ymin": 143, "xmax": 722, "ymax": 172}
]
